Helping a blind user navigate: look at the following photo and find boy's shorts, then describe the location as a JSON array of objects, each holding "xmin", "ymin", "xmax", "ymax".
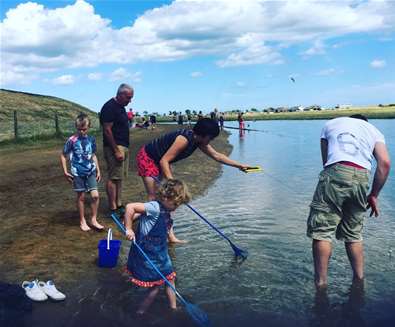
[
  {"xmin": 306, "ymin": 163, "xmax": 369, "ymax": 242},
  {"xmin": 73, "ymin": 173, "xmax": 98, "ymax": 193},
  {"xmin": 104, "ymin": 145, "xmax": 129, "ymax": 180},
  {"xmin": 136, "ymin": 146, "xmax": 160, "ymax": 177}
]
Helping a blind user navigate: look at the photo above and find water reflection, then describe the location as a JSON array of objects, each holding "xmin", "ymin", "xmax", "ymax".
[{"xmin": 311, "ymin": 280, "xmax": 366, "ymax": 327}]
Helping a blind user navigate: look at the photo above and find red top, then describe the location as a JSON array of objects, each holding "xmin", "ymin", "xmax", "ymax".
[{"xmin": 338, "ymin": 161, "xmax": 366, "ymax": 170}]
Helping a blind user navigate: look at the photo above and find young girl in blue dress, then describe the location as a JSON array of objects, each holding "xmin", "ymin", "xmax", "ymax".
[{"xmin": 124, "ymin": 179, "xmax": 191, "ymax": 314}]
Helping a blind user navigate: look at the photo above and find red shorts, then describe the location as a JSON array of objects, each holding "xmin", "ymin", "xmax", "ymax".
[{"xmin": 136, "ymin": 146, "xmax": 160, "ymax": 177}]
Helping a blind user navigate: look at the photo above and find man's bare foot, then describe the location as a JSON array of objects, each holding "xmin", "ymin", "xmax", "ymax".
[
  {"xmin": 80, "ymin": 222, "xmax": 91, "ymax": 231},
  {"xmin": 91, "ymin": 220, "xmax": 104, "ymax": 230}
]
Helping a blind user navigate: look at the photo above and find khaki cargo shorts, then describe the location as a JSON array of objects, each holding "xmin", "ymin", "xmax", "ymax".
[
  {"xmin": 306, "ymin": 163, "xmax": 369, "ymax": 242},
  {"xmin": 104, "ymin": 145, "xmax": 129, "ymax": 180}
]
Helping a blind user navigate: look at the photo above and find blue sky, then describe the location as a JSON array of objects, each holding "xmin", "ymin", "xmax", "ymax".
[{"xmin": 1, "ymin": 0, "xmax": 394, "ymax": 114}]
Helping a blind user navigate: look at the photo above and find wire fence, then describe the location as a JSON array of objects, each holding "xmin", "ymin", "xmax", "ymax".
[{"xmin": 0, "ymin": 111, "xmax": 101, "ymax": 142}]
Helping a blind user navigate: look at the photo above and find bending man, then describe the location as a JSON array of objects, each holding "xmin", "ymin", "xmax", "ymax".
[{"xmin": 307, "ymin": 114, "xmax": 390, "ymax": 289}]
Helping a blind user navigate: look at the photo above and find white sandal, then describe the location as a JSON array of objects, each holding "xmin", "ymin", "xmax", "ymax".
[
  {"xmin": 22, "ymin": 280, "xmax": 48, "ymax": 301},
  {"xmin": 38, "ymin": 280, "xmax": 66, "ymax": 301}
]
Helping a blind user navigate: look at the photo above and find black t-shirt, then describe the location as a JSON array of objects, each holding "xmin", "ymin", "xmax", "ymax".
[
  {"xmin": 100, "ymin": 98, "xmax": 129, "ymax": 147},
  {"xmin": 145, "ymin": 129, "xmax": 198, "ymax": 165}
]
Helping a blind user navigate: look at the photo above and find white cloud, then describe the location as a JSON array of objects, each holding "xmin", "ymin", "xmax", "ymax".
[
  {"xmin": 370, "ymin": 59, "xmax": 386, "ymax": 68},
  {"xmin": 109, "ymin": 68, "xmax": 142, "ymax": 83},
  {"xmin": 315, "ymin": 68, "xmax": 343, "ymax": 76},
  {"xmin": 190, "ymin": 71, "xmax": 203, "ymax": 78},
  {"xmin": 302, "ymin": 40, "xmax": 326, "ymax": 57},
  {"xmin": 1, "ymin": 0, "xmax": 395, "ymax": 85},
  {"xmin": 130, "ymin": 72, "xmax": 142, "ymax": 83},
  {"xmin": 217, "ymin": 42, "xmax": 283, "ymax": 67},
  {"xmin": 52, "ymin": 74, "xmax": 75, "ymax": 85},
  {"xmin": 109, "ymin": 68, "xmax": 130, "ymax": 82},
  {"xmin": 87, "ymin": 72, "xmax": 102, "ymax": 80}
]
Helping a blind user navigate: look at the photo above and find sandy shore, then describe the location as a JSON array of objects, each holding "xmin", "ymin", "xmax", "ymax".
[{"xmin": 0, "ymin": 124, "xmax": 232, "ymax": 285}]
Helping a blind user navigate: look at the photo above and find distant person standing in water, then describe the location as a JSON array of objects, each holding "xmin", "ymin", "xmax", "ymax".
[
  {"xmin": 237, "ymin": 112, "xmax": 244, "ymax": 130},
  {"xmin": 307, "ymin": 114, "xmax": 390, "ymax": 290},
  {"xmin": 136, "ymin": 118, "xmax": 252, "ymax": 243},
  {"xmin": 187, "ymin": 113, "xmax": 192, "ymax": 128},
  {"xmin": 149, "ymin": 114, "xmax": 157, "ymax": 130},
  {"xmin": 100, "ymin": 83, "xmax": 133, "ymax": 216},
  {"xmin": 219, "ymin": 112, "xmax": 225, "ymax": 131},
  {"xmin": 177, "ymin": 112, "xmax": 183, "ymax": 125}
]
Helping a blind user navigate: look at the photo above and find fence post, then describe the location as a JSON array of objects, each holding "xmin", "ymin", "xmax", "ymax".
[
  {"xmin": 14, "ymin": 110, "xmax": 19, "ymax": 140},
  {"xmin": 55, "ymin": 113, "xmax": 60, "ymax": 136}
]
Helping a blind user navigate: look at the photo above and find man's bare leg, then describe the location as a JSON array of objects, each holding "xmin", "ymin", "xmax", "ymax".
[
  {"xmin": 313, "ymin": 240, "xmax": 332, "ymax": 289},
  {"xmin": 115, "ymin": 179, "xmax": 122, "ymax": 208},
  {"xmin": 106, "ymin": 179, "xmax": 117, "ymax": 211},
  {"xmin": 345, "ymin": 241, "xmax": 364, "ymax": 281}
]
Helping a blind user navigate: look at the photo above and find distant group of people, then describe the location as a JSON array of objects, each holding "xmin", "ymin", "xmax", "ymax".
[
  {"xmin": 175, "ymin": 108, "xmax": 225, "ymax": 130},
  {"xmin": 59, "ymin": 83, "xmax": 391, "ymax": 315}
]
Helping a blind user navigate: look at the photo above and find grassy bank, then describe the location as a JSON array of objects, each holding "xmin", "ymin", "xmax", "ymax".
[
  {"xmin": 0, "ymin": 88, "xmax": 99, "ymax": 141},
  {"xmin": 236, "ymin": 106, "xmax": 395, "ymax": 121},
  {"xmin": 154, "ymin": 106, "xmax": 395, "ymax": 123}
]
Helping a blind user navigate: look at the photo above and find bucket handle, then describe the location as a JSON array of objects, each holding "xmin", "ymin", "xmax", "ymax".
[{"xmin": 107, "ymin": 228, "xmax": 112, "ymax": 250}]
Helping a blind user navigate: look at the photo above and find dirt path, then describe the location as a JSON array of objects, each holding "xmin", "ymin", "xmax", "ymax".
[{"xmin": 0, "ymin": 124, "xmax": 232, "ymax": 285}]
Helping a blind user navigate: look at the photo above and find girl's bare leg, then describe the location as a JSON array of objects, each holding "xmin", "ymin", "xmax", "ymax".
[
  {"xmin": 165, "ymin": 279, "xmax": 177, "ymax": 310},
  {"xmin": 137, "ymin": 286, "xmax": 160, "ymax": 314},
  {"xmin": 168, "ymin": 227, "xmax": 187, "ymax": 244}
]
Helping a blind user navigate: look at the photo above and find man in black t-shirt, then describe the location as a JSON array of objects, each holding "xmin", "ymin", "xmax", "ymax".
[{"xmin": 100, "ymin": 83, "xmax": 133, "ymax": 215}]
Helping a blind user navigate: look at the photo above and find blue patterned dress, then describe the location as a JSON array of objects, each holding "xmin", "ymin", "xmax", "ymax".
[{"xmin": 126, "ymin": 201, "xmax": 175, "ymax": 287}]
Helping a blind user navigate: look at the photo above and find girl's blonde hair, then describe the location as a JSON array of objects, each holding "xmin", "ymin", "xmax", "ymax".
[{"xmin": 156, "ymin": 179, "xmax": 191, "ymax": 207}]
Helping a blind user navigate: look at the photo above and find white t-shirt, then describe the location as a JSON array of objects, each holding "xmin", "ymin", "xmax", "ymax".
[{"xmin": 321, "ymin": 117, "xmax": 385, "ymax": 170}]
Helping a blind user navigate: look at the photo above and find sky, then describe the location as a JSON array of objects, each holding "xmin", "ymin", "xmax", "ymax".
[{"xmin": 1, "ymin": 0, "xmax": 394, "ymax": 114}]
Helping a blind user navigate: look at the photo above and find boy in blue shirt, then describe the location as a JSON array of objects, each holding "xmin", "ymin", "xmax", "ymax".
[{"xmin": 60, "ymin": 113, "xmax": 104, "ymax": 232}]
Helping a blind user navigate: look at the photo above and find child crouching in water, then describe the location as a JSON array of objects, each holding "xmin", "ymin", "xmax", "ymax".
[
  {"xmin": 124, "ymin": 179, "xmax": 190, "ymax": 314},
  {"xmin": 60, "ymin": 113, "xmax": 104, "ymax": 232}
]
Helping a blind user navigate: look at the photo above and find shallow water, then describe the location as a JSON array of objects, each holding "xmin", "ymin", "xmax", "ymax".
[{"xmin": 9, "ymin": 119, "xmax": 395, "ymax": 327}]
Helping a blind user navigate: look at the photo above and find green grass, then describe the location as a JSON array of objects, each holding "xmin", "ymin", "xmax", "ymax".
[
  {"xmin": 155, "ymin": 106, "xmax": 395, "ymax": 123},
  {"xmin": 0, "ymin": 88, "xmax": 100, "ymax": 141}
]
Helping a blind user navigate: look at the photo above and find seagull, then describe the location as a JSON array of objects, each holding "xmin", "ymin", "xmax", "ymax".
[{"xmin": 290, "ymin": 76, "xmax": 296, "ymax": 83}]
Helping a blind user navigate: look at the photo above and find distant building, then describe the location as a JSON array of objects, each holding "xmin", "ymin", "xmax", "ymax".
[
  {"xmin": 305, "ymin": 105, "xmax": 322, "ymax": 111},
  {"xmin": 288, "ymin": 106, "xmax": 304, "ymax": 112},
  {"xmin": 338, "ymin": 104, "xmax": 353, "ymax": 109}
]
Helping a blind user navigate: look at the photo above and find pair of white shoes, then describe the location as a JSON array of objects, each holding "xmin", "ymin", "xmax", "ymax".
[{"xmin": 22, "ymin": 280, "xmax": 66, "ymax": 302}]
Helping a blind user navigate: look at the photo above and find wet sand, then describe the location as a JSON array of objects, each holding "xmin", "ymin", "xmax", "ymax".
[{"xmin": 0, "ymin": 124, "xmax": 232, "ymax": 285}]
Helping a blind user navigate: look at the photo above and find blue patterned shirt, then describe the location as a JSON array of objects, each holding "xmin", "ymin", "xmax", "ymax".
[{"xmin": 63, "ymin": 134, "xmax": 97, "ymax": 176}]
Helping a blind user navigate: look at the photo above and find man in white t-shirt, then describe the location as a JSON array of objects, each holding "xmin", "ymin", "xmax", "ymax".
[{"xmin": 307, "ymin": 114, "xmax": 391, "ymax": 290}]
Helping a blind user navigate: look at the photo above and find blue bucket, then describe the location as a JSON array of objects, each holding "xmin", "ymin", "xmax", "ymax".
[{"xmin": 98, "ymin": 229, "xmax": 121, "ymax": 268}]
